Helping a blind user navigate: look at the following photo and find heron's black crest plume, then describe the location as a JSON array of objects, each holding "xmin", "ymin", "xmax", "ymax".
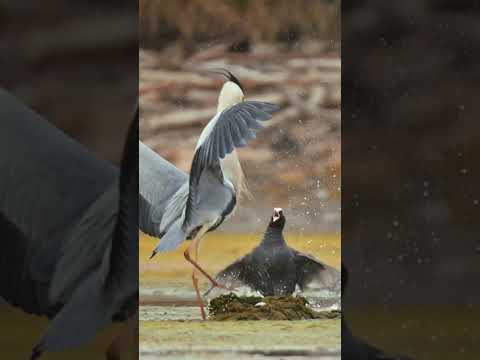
[{"xmin": 211, "ymin": 69, "xmax": 245, "ymax": 94}]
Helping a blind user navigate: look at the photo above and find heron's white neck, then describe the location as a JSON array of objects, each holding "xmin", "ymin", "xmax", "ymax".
[
  {"xmin": 217, "ymin": 81, "xmax": 244, "ymax": 112},
  {"xmin": 220, "ymin": 151, "xmax": 250, "ymax": 201}
]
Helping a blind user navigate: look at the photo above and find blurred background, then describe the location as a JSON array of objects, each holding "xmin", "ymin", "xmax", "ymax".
[
  {"xmin": 343, "ymin": 1, "xmax": 480, "ymax": 359},
  {"xmin": 139, "ymin": 0, "xmax": 341, "ymax": 233},
  {"xmin": 0, "ymin": 1, "xmax": 137, "ymax": 359},
  {"xmin": 0, "ymin": 0, "xmax": 137, "ymax": 164},
  {"xmin": 139, "ymin": 1, "xmax": 341, "ymax": 357}
]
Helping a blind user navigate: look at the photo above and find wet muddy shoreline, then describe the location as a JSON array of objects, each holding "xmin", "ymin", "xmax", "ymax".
[{"xmin": 140, "ymin": 232, "xmax": 340, "ymax": 359}]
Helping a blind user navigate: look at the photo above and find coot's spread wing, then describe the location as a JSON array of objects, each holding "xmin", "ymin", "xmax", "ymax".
[
  {"xmin": 203, "ymin": 254, "xmax": 255, "ymax": 296},
  {"xmin": 293, "ymin": 251, "xmax": 340, "ymax": 290}
]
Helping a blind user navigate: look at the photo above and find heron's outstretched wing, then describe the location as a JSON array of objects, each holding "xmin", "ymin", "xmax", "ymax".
[
  {"xmin": 185, "ymin": 101, "xmax": 279, "ymax": 228},
  {"xmin": 49, "ymin": 184, "xmax": 118, "ymax": 304},
  {"xmin": 191, "ymin": 101, "xmax": 278, "ymax": 182},
  {"xmin": 35, "ymin": 251, "xmax": 116, "ymax": 355},
  {"xmin": 293, "ymin": 251, "xmax": 340, "ymax": 291},
  {"xmin": 139, "ymin": 141, "xmax": 188, "ymax": 237},
  {"xmin": 0, "ymin": 212, "xmax": 46, "ymax": 315},
  {"xmin": 0, "ymin": 89, "xmax": 118, "ymax": 317},
  {"xmin": 43, "ymin": 104, "xmax": 139, "ymax": 355}
]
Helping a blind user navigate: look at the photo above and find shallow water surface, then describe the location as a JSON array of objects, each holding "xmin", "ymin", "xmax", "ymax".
[
  {"xmin": 140, "ymin": 313, "xmax": 340, "ymax": 359},
  {"xmin": 140, "ymin": 232, "xmax": 341, "ymax": 359}
]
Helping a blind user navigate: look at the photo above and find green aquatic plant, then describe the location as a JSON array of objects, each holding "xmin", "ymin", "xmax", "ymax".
[{"xmin": 208, "ymin": 293, "xmax": 340, "ymax": 321}]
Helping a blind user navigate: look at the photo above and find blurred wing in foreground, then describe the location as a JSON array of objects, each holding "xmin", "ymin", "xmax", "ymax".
[
  {"xmin": 0, "ymin": 88, "xmax": 117, "ymax": 316},
  {"xmin": 0, "ymin": 89, "xmax": 138, "ymax": 356}
]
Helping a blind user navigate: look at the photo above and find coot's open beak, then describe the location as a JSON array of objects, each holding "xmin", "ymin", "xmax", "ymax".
[{"xmin": 272, "ymin": 207, "xmax": 283, "ymax": 222}]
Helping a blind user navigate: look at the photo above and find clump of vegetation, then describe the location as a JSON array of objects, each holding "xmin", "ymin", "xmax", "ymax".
[{"xmin": 208, "ymin": 293, "xmax": 340, "ymax": 321}]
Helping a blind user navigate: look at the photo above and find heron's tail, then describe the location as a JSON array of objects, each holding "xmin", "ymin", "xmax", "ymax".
[{"xmin": 150, "ymin": 219, "xmax": 185, "ymax": 257}]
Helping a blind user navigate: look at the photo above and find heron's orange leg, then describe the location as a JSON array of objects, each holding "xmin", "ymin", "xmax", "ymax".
[
  {"xmin": 184, "ymin": 234, "xmax": 237, "ymax": 320},
  {"xmin": 184, "ymin": 239, "xmax": 233, "ymax": 290},
  {"xmin": 192, "ymin": 238, "xmax": 207, "ymax": 320}
]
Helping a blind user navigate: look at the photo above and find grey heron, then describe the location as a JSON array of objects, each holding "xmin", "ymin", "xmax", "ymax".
[
  {"xmin": 140, "ymin": 70, "xmax": 279, "ymax": 319},
  {"xmin": 0, "ymin": 89, "xmax": 138, "ymax": 359},
  {"xmin": 205, "ymin": 208, "xmax": 340, "ymax": 297}
]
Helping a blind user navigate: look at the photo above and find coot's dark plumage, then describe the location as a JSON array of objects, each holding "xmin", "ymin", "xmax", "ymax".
[{"xmin": 206, "ymin": 208, "xmax": 340, "ymax": 296}]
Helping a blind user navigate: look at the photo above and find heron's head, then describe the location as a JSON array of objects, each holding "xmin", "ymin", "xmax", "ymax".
[
  {"xmin": 216, "ymin": 70, "xmax": 245, "ymax": 111},
  {"xmin": 270, "ymin": 207, "xmax": 285, "ymax": 228}
]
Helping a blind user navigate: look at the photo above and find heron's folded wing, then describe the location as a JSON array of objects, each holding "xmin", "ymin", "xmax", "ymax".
[
  {"xmin": 139, "ymin": 141, "xmax": 188, "ymax": 237},
  {"xmin": 0, "ymin": 89, "xmax": 117, "ymax": 314},
  {"xmin": 158, "ymin": 182, "xmax": 188, "ymax": 235},
  {"xmin": 186, "ymin": 101, "xmax": 279, "ymax": 226},
  {"xmin": 293, "ymin": 251, "xmax": 341, "ymax": 290}
]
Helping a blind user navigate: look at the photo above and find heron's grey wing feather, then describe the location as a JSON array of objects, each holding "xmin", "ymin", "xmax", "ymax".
[
  {"xmin": 194, "ymin": 101, "xmax": 278, "ymax": 175},
  {"xmin": 43, "ymin": 111, "xmax": 140, "ymax": 353},
  {"xmin": 139, "ymin": 141, "xmax": 188, "ymax": 237},
  {"xmin": 183, "ymin": 164, "xmax": 231, "ymax": 231},
  {"xmin": 0, "ymin": 89, "xmax": 117, "ymax": 315},
  {"xmin": 185, "ymin": 101, "xmax": 279, "ymax": 227},
  {"xmin": 293, "ymin": 250, "xmax": 341, "ymax": 290},
  {"xmin": 159, "ymin": 182, "xmax": 188, "ymax": 235},
  {"xmin": 35, "ymin": 251, "xmax": 115, "ymax": 353},
  {"xmin": 0, "ymin": 212, "xmax": 47, "ymax": 315},
  {"xmin": 153, "ymin": 218, "xmax": 186, "ymax": 252},
  {"xmin": 49, "ymin": 185, "xmax": 118, "ymax": 304}
]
